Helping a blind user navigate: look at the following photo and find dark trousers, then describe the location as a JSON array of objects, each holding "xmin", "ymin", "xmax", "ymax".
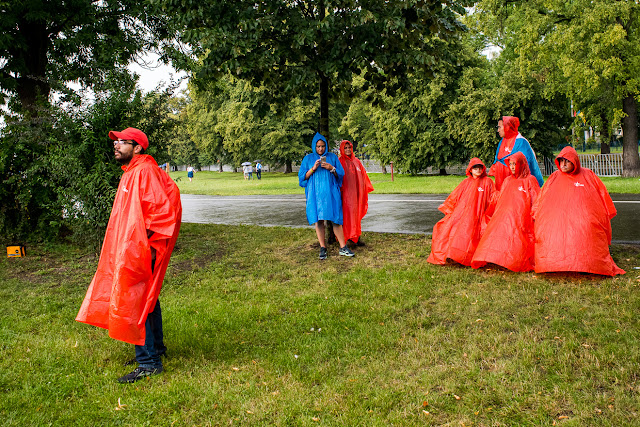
[{"xmin": 135, "ymin": 299, "xmax": 166, "ymax": 369}]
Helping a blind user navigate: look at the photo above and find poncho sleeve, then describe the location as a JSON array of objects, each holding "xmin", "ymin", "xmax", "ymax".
[
  {"xmin": 298, "ymin": 154, "xmax": 315, "ymax": 187},
  {"xmin": 139, "ymin": 168, "xmax": 180, "ymax": 239},
  {"xmin": 438, "ymin": 178, "xmax": 466, "ymax": 215}
]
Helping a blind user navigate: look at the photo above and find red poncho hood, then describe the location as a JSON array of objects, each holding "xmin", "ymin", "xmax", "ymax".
[
  {"xmin": 465, "ymin": 157, "xmax": 487, "ymax": 178},
  {"xmin": 502, "ymin": 116, "xmax": 520, "ymax": 140},
  {"xmin": 509, "ymin": 152, "xmax": 531, "ymax": 179},
  {"xmin": 555, "ymin": 146, "xmax": 581, "ymax": 175},
  {"xmin": 339, "ymin": 139, "xmax": 354, "ymax": 159}
]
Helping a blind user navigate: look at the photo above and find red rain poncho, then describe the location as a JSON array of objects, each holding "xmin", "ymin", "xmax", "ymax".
[
  {"xmin": 339, "ymin": 140, "xmax": 374, "ymax": 243},
  {"xmin": 471, "ymin": 152, "xmax": 540, "ymax": 272},
  {"xmin": 532, "ymin": 147, "xmax": 624, "ymax": 276},
  {"xmin": 427, "ymin": 158, "xmax": 495, "ymax": 266},
  {"xmin": 76, "ymin": 155, "xmax": 182, "ymax": 345}
]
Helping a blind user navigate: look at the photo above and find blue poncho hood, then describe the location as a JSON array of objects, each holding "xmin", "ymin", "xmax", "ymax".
[{"xmin": 311, "ymin": 132, "xmax": 328, "ymax": 156}]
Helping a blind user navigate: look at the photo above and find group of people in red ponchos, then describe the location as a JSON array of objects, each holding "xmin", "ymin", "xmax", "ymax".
[{"xmin": 428, "ymin": 116, "xmax": 624, "ymax": 277}]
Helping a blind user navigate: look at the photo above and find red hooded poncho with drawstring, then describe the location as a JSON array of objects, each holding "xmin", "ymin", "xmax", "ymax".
[
  {"xmin": 532, "ymin": 146, "xmax": 624, "ymax": 276},
  {"xmin": 338, "ymin": 140, "xmax": 374, "ymax": 243},
  {"xmin": 427, "ymin": 158, "xmax": 495, "ymax": 266},
  {"xmin": 471, "ymin": 152, "xmax": 540, "ymax": 272},
  {"xmin": 76, "ymin": 154, "xmax": 182, "ymax": 345}
]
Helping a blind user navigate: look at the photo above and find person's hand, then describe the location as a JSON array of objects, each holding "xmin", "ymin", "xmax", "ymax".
[
  {"xmin": 321, "ymin": 161, "xmax": 334, "ymax": 171},
  {"xmin": 312, "ymin": 159, "xmax": 321, "ymax": 171}
]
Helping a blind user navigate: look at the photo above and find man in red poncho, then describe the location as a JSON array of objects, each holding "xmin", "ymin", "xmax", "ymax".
[
  {"xmin": 489, "ymin": 116, "xmax": 544, "ymax": 190},
  {"xmin": 532, "ymin": 146, "xmax": 624, "ymax": 276},
  {"xmin": 427, "ymin": 158, "xmax": 495, "ymax": 266},
  {"xmin": 76, "ymin": 127, "xmax": 182, "ymax": 383},
  {"xmin": 338, "ymin": 140, "xmax": 374, "ymax": 247},
  {"xmin": 471, "ymin": 152, "xmax": 540, "ymax": 272}
]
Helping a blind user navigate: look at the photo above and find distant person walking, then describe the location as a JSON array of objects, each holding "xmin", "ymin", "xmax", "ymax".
[
  {"xmin": 187, "ymin": 165, "xmax": 194, "ymax": 182},
  {"xmin": 489, "ymin": 116, "xmax": 544, "ymax": 190},
  {"xmin": 76, "ymin": 127, "xmax": 182, "ymax": 383},
  {"xmin": 255, "ymin": 161, "xmax": 262, "ymax": 180},
  {"xmin": 338, "ymin": 140, "xmax": 374, "ymax": 247},
  {"xmin": 299, "ymin": 132, "xmax": 354, "ymax": 259}
]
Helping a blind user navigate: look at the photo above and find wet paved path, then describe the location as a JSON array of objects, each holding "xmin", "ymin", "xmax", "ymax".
[{"xmin": 181, "ymin": 193, "xmax": 640, "ymax": 244}]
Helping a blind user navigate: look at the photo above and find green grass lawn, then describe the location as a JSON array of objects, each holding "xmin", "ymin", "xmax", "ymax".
[
  {"xmin": 2, "ymin": 224, "xmax": 640, "ymax": 425},
  {"xmin": 171, "ymin": 171, "xmax": 639, "ymax": 195}
]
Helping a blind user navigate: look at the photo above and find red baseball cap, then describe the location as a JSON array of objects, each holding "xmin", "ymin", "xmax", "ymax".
[{"xmin": 108, "ymin": 127, "xmax": 149, "ymax": 150}]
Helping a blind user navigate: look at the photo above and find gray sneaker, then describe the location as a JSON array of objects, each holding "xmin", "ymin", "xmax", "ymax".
[
  {"xmin": 117, "ymin": 366, "xmax": 163, "ymax": 383},
  {"xmin": 339, "ymin": 246, "xmax": 355, "ymax": 257},
  {"xmin": 319, "ymin": 247, "xmax": 327, "ymax": 260}
]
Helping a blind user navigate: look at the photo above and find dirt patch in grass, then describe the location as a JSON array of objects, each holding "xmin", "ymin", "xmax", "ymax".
[
  {"xmin": 4, "ymin": 253, "xmax": 97, "ymax": 285},
  {"xmin": 169, "ymin": 249, "xmax": 224, "ymax": 274}
]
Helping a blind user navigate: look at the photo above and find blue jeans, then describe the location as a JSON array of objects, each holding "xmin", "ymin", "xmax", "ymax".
[
  {"xmin": 135, "ymin": 300, "xmax": 166, "ymax": 370},
  {"xmin": 256, "ymin": 170, "xmax": 261, "ymax": 179}
]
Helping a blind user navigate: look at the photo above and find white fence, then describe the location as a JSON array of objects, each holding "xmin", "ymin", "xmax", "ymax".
[
  {"xmin": 176, "ymin": 153, "xmax": 626, "ymax": 177},
  {"xmin": 577, "ymin": 153, "xmax": 624, "ymax": 177},
  {"xmin": 545, "ymin": 153, "xmax": 624, "ymax": 177}
]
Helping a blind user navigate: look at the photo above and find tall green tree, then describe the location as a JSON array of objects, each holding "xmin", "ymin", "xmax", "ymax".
[
  {"xmin": 261, "ymin": 98, "xmax": 318, "ymax": 172},
  {"xmin": 155, "ymin": 0, "xmax": 471, "ymax": 138},
  {"xmin": 186, "ymin": 75, "xmax": 325, "ymax": 172},
  {"xmin": 0, "ymin": 0, "xmax": 169, "ymax": 114},
  {"xmin": 446, "ymin": 49, "xmax": 571, "ymax": 165},
  {"xmin": 185, "ymin": 81, "xmax": 229, "ymax": 172},
  {"xmin": 474, "ymin": 0, "xmax": 640, "ymax": 176},
  {"xmin": 342, "ymin": 69, "xmax": 473, "ymax": 173}
]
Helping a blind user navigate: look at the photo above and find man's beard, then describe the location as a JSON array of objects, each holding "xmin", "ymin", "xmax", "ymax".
[{"xmin": 115, "ymin": 151, "xmax": 133, "ymax": 164}]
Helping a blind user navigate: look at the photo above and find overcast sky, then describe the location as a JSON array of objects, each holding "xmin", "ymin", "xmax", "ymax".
[{"xmin": 129, "ymin": 52, "xmax": 189, "ymax": 94}]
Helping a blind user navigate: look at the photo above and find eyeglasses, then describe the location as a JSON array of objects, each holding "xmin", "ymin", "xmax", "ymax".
[{"xmin": 113, "ymin": 139, "xmax": 135, "ymax": 146}]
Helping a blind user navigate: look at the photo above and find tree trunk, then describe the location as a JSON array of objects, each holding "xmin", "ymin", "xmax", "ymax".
[
  {"xmin": 439, "ymin": 168, "xmax": 448, "ymax": 176},
  {"xmin": 622, "ymin": 95, "xmax": 640, "ymax": 177},
  {"xmin": 599, "ymin": 112, "xmax": 611, "ymax": 154},
  {"xmin": 319, "ymin": 72, "xmax": 330, "ymax": 138},
  {"xmin": 219, "ymin": 162, "xmax": 223, "ymax": 172},
  {"xmin": 12, "ymin": 20, "xmax": 51, "ymax": 114},
  {"xmin": 382, "ymin": 165, "xmax": 387, "ymax": 174},
  {"xmin": 285, "ymin": 161, "xmax": 292, "ymax": 173}
]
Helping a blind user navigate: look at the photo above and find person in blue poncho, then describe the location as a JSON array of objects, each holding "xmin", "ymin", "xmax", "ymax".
[
  {"xmin": 488, "ymin": 116, "xmax": 544, "ymax": 190},
  {"xmin": 299, "ymin": 132, "xmax": 355, "ymax": 260}
]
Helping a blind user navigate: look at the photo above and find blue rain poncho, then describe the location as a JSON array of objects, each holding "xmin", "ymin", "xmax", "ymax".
[{"xmin": 298, "ymin": 132, "xmax": 345, "ymax": 224}]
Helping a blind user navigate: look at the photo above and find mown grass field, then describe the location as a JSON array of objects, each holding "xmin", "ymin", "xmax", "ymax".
[
  {"xmin": 170, "ymin": 171, "xmax": 640, "ymax": 196},
  {"xmin": 2, "ymin": 224, "xmax": 640, "ymax": 425}
]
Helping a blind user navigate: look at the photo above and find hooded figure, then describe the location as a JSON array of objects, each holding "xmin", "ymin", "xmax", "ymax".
[
  {"xmin": 299, "ymin": 133, "xmax": 355, "ymax": 259},
  {"xmin": 299, "ymin": 132, "xmax": 345, "ymax": 224},
  {"xmin": 339, "ymin": 140, "xmax": 374, "ymax": 245},
  {"xmin": 532, "ymin": 146, "xmax": 624, "ymax": 276},
  {"xmin": 471, "ymin": 152, "xmax": 540, "ymax": 272},
  {"xmin": 489, "ymin": 116, "xmax": 544, "ymax": 190},
  {"xmin": 427, "ymin": 158, "xmax": 495, "ymax": 266}
]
